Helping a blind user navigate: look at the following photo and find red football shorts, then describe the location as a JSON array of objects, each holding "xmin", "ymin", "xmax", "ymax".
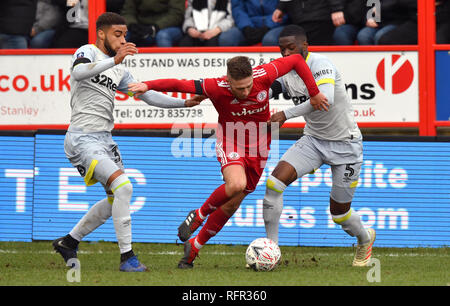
[{"xmin": 215, "ymin": 140, "xmax": 269, "ymax": 194}]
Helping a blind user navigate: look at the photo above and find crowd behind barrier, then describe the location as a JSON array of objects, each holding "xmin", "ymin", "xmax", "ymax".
[{"xmin": 0, "ymin": 0, "xmax": 449, "ymax": 49}]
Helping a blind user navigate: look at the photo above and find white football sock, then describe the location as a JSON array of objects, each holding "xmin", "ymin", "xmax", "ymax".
[
  {"xmin": 69, "ymin": 197, "xmax": 113, "ymax": 241},
  {"xmin": 263, "ymin": 175, "xmax": 287, "ymax": 244},
  {"xmin": 332, "ymin": 208, "xmax": 370, "ymax": 245},
  {"xmin": 110, "ymin": 174, "xmax": 133, "ymax": 254}
]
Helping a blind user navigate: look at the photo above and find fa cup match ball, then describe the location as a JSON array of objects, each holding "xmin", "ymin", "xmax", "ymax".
[{"xmin": 245, "ymin": 238, "xmax": 281, "ymax": 271}]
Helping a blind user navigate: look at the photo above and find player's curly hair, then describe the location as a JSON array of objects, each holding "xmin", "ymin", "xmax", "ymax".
[
  {"xmin": 227, "ymin": 56, "xmax": 253, "ymax": 81},
  {"xmin": 96, "ymin": 12, "xmax": 126, "ymax": 31}
]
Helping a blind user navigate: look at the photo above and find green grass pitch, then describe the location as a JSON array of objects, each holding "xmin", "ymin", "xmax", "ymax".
[{"xmin": 0, "ymin": 241, "xmax": 448, "ymax": 286}]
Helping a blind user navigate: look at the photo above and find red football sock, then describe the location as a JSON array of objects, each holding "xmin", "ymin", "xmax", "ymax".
[
  {"xmin": 195, "ymin": 207, "xmax": 231, "ymax": 247},
  {"xmin": 198, "ymin": 184, "xmax": 230, "ymax": 218}
]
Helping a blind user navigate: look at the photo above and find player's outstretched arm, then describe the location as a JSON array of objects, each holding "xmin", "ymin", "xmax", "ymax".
[
  {"xmin": 128, "ymin": 79, "xmax": 201, "ymax": 97},
  {"xmin": 127, "ymin": 82, "xmax": 150, "ymax": 98},
  {"xmin": 126, "ymin": 79, "xmax": 206, "ymax": 108},
  {"xmin": 137, "ymin": 90, "xmax": 206, "ymax": 108}
]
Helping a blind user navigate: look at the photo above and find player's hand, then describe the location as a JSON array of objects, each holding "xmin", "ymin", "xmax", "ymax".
[
  {"xmin": 310, "ymin": 92, "xmax": 329, "ymax": 111},
  {"xmin": 272, "ymin": 9, "xmax": 284, "ymax": 23},
  {"xmin": 114, "ymin": 42, "xmax": 138, "ymax": 65},
  {"xmin": 268, "ymin": 111, "xmax": 287, "ymax": 129},
  {"xmin": 185, "ymin": 95, "xmax": 207, "ymax": 107},
  {"xmin": 331, "ymin": 11, "xmax": 346, "ymax": 27},
  {"xmin": 128, "ymin": 82, "xmax": 148, "ymax": 98}
]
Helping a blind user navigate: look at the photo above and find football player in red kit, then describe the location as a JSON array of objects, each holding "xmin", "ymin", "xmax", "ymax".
[{"xmin": 128, "ymin": 54, "xmax": 328, "ymax": 269}]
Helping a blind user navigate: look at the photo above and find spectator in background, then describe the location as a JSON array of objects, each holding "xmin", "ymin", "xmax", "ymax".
[
  {"xmin": 0, "ymin": 0, "xmax": 37, "ymax": 49},
  {"xmin": 52, "ymin": 0, "xmax": 89, "ymax": 48},
  {"xmin": 180, "ymin": 0, "xmax": 235, "ymax": 47},
  {"xmin": 356, "ymin": 0, "xmax": 405, "ymax": 45},
  {"xmin": 272, "ymin": 0, "xmax": 341, "ymax": 45},
  {"xmin": 376, "ymin": 0, "xmax": 417, "ymax": 45},
  {"xmin": 30, "ymin": 0, "xmax": 63, "ymax": 48},
  {"xmin": 221, "ymin": 0, "xmax": 288, "ymax": 46},
  {"xmin": 121, "ymin": 0, "xmax": 184, "ymax": 47},
  {"xmin": 333, "ymin": 0, "xmax": 366, "ymax": 45}
]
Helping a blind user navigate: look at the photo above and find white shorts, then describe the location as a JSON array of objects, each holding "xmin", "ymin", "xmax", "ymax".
[
  {"xmin": 64, "ymin": 130, "xmax": 124, "ymax": 187},
  {"xmin": 281, "ymin": 135, "xmax": 363, "ymax": 203}
]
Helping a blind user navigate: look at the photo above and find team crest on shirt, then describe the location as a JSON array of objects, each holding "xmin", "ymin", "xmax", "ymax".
[
  {"xmin": 257, "ymin": 90, "xmax": 268, "ymax": 102},
  {"xmin": 227, "ymin": 152, "xmax": 240, "ymax": 160}
]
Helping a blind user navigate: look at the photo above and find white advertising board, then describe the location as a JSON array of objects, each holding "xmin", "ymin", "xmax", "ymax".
[{"xmin": 0, "ymin": 51, "xmax": 418, "ymax": 127}]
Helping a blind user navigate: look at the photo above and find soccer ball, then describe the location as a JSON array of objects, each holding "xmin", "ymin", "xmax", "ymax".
[{"xmin": 245, "ymin": 238, "xmax": 281, "ymax": 271}]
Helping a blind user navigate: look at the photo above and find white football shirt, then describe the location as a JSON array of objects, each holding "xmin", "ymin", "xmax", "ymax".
[{"xmin": 280, "ymin": 52, "xmax": 361, "ymax": 141}]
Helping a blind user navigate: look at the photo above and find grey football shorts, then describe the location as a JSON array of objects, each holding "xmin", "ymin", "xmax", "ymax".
[
  {"xmin": 64, "ymin": 130, "xmax": 124, "ymax": 187},
  {"xmin": 280, "ymin": 135, "xmax": 363, "ymax": 203}
]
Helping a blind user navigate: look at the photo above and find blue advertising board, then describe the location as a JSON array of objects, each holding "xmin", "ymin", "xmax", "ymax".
[
  {"xmin": 0, "ymin": 136, "xmax": 35, "ymax": 241},
  {"xmin": 436, "ymin": 50, "xmax": 450, "ymax": 121},
  {"xmin": 0, "ymin": 133, "xmax": 449, "ymax": 247}
]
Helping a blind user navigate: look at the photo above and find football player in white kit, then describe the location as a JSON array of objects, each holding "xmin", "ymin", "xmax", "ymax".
[
  {"xmin": 263, "ymin": 25, "xmax": 376, "ymax": 267},
  {"xmin": 52, "ymin": 12, "xmax": 204, "ymax": 272}
]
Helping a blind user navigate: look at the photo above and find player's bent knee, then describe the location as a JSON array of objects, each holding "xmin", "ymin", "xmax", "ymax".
[
  {"xmin": 110, "ymin": 174, "xmax": 133, "ymax": 201},
  {"xmin": 271, "ymin": 161, "xmax": 297, "ymax": 186},
  {"xmin": 226, "ymin": 180, "xmax": 247, "ymax": 196}
]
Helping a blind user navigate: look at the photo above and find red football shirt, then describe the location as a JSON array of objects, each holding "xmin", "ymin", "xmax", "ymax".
[
  {"xmin": 143, "ymin": 54, "xmax": 319, "ymax": 157},
  {"xmin": 201, "ymin": 65, "xmax": 275, "ymax": 158}
]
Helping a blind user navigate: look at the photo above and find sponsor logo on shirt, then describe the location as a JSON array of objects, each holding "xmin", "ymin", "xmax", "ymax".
[{"xmin": 230, "ymin": 104, "xmax": 268, "ymax": 117}]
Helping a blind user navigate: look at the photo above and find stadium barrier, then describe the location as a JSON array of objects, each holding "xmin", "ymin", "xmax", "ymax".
[
  {"xmin": 0, "ymin": 131, "xmax": 449, "ymax": 248},
  {"xmin": 0, "ymin": 47, "xmax": 421, "ymax": 130}
]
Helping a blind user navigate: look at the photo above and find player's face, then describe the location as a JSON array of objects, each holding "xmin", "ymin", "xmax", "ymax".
[
  {"xmin": 228, "ymin": 75, "xmax": 254, "ymax": 100},
  {"xmin": 101, "ymin": 25, "xmax": 127, "ymax": 56},
  {"xmin": 279, "ymin": 36, "xmax": 308, "ymax": 59}
]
